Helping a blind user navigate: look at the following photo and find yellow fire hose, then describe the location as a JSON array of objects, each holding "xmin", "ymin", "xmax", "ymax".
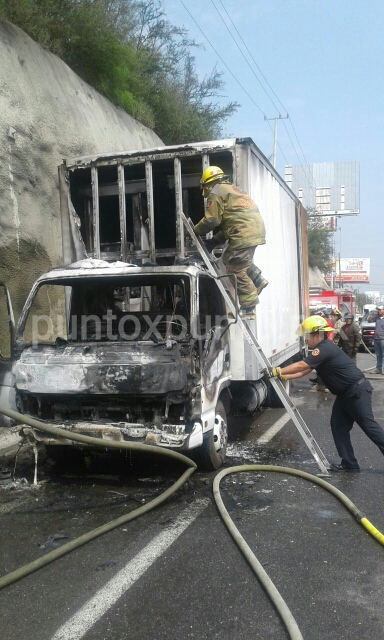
[
  {"xmin": 1, "ymin": 406, "xmax": 384, "ymax": 640},
  {"xmin": 213, "ymin": 465, "xmax": 384, "ymax": 640},
  {"xmin": 0, "ymin": 404, "xmax": 196, "ymax": 591},
  {"xmin": 360, "ymin": 339, "xmax": 376, "ymax": 357}
]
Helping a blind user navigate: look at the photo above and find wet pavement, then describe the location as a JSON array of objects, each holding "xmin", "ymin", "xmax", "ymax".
[{"xmin": 1, "ymin": 352, "xmax": 384, "ymax": 639}]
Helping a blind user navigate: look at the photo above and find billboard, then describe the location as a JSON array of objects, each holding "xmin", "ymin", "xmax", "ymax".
[
  {"xmin": 326, "ymin": 258, "xmax": 370, "ymax": 283},
  {"xmin": 285, "ymin": 161, "xmax": 360, "ymax": 231}
]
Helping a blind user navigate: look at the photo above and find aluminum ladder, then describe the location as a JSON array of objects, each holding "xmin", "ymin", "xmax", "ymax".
[{"xmin": 182, "ymin": 212, "xmax": 331, "ymax": 474}]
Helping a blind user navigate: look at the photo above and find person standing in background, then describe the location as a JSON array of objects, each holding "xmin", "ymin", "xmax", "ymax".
[
  {"xmin": 368, "ymin": 305, "xmax": 384, "ymax": 374},
  {"xmin": 338, "ymin": 313, "xmax": 362, "ymax": 362},
  {"xmin": 330, "ymin": 308, "xmax": 343, "ymax": 343}
]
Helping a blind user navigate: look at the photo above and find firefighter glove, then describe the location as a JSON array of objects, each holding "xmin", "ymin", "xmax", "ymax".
[
  {"xmin": 203, "ymin": 237, "xmax": 221, "ymax": 252},
  {"xmin": 262, "ymin": 367, "xmax": 286, "ymax": 381}
]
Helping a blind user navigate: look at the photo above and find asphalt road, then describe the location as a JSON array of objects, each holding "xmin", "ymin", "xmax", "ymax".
[{"xmin": 1, "ymin": 351, "xmax": 384, "ymax": 640}]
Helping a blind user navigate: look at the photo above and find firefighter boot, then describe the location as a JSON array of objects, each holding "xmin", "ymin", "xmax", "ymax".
[
  {"xmin": 247, "ymin": 265, "xmax": 268, "ymax": 296},
  {"xmin": 238, "ymin": 291, "xmax": 259, "ymax": 319},
  {"xmin": 255, "ymin": 278, "xmax": 269, "ymax": 295}
]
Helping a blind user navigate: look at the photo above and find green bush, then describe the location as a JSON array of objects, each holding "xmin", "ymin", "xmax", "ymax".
[{"xmin": 0, "ymin": 0, "xmax": 238, "ymax": 143}]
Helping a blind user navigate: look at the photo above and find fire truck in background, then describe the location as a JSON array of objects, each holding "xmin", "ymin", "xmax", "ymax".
[{"xmin": 309, "ymin": 288, "xmax": 355, "ymax": 316}]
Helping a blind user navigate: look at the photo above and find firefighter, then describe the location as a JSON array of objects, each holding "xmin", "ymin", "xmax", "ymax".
[
  {"xmin": 319, "ymin": 307, "xmax": 335, "ymax": 341},
  {"xmin": 264, "ymin": 315, "xmax": 384, "ymax": 471},
  {"xmin": 338, "ymin": 313, "xmax": 362, "ymax": 362},
  {"xmin": 330, "ymin": 308, "xmax": 343, "ymax": 343},
  {"xmin": 194, "ymin": 166, "xmax": 267, "ymax": 315}
]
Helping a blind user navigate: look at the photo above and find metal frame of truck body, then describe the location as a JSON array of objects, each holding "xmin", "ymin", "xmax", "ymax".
[{"xmin": 60, "ymin": 137, "xmax": 308, "ymax": 377}]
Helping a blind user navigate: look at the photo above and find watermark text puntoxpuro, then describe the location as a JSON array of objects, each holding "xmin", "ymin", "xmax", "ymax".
[{"xmin": 29, "ymin": 312, "xmax": 230, "ymax": 345}]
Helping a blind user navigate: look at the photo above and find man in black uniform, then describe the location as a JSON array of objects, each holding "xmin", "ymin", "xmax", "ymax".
[{"xmin": 264, "ymin": 315, "xmax": 384, "ymax": 471}]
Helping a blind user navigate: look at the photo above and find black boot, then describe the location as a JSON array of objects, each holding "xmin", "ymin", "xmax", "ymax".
[{"xmin": 256, "ymin": 279, "xmax": 268, "ymax": 295}]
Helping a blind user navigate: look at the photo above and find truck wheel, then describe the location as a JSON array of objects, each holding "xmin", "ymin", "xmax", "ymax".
[{"xmin": 195, "ymin": 400, "xmax": 227, "ymax": 471}]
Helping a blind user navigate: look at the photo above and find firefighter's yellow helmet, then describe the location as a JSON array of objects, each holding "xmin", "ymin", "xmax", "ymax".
[
  {"xmin": 200, "ymin": 166, "xmax": 226, "ymax": 187},
  {"xmin": 331, "ymin": 308, "xmax": 342, "ymax": 317},
  {"xmin": 296, "ymin": 315, "xmax": 333, "ymax": 336}
]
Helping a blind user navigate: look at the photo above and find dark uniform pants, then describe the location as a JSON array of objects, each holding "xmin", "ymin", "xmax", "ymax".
[
  {"xmin": 341, "ymin": 343, "xmax": 357, "ymax": 362},
  {"xmin": 331, "ymin": 379, "xmax": 384, "ymax": 467}
]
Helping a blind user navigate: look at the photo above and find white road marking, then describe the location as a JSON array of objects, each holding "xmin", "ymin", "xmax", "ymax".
[
  {"xmin": 51, "ymin": 498, "xmax": 209, "ymax": 640},
  {"xmin": 256, "ymin": 413, "xmax": 291, "ymax": 444}
]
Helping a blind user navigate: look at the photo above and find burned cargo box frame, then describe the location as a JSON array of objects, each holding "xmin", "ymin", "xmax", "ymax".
[{"xmin": 60, "ymin": 145, "xmax": 234, "ymax": 266}]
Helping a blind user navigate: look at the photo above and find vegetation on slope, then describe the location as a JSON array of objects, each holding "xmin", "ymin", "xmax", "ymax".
[{"xmin": 0, "ymin": 0, "xmax": 238, "ymax": 143}]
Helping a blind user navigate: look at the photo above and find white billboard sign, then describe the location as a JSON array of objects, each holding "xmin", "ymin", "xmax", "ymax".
[{"xmin": 339, "ymin": 257, "xmax": 370, "ymax": 283}]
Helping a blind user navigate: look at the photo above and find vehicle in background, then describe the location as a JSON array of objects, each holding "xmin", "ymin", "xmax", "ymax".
[
  {"xmin": 363, "ymin": 304, "xmax": 377, "ymax": 313},
  {"xmin": 0, "ymin": 137, "xmax": 308, "ymax": 469},
  {"xmin": 360, "ymin": 309, "xmax": 375, "ymax": 350},
  {"xmin": 309, "ymin": 288, "xmax": 355, "ymax": 317}
]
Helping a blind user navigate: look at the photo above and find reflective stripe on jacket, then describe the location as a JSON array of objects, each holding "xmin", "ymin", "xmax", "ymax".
[{"xmin": 194, "ymin": 182, "xmax": 266, "ymax": 249}]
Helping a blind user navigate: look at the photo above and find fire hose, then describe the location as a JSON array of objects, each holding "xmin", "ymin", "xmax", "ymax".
[
  {"xmin": 0, "ymin": 405, "xmax": 384, "ymax": 640},
  {"xmin": 0, "ymin": 404, "xmax": 196, "ymax": 591}
]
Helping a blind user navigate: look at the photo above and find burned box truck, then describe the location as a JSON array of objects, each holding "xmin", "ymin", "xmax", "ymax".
[{"xmin": 0, "ymin": 138, "xmax": 308, "ymax": 469}]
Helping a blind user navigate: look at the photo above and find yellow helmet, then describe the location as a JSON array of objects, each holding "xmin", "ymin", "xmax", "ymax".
[
  {"xmin": 331, "ymin": 308, "xmax": 342, "ymax": 317},
  {"xmin": 200, "ymin": 166, "xmax": 226, "ymax": 187},
  {"xmin": 296, "ymin": 315, "xmax": 333, "ymax": 336}
]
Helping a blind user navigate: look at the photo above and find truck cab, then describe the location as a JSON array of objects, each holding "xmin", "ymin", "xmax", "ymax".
[{"xmin": 5, "ymin": 261, "xmax": 233, "ymax": 469}]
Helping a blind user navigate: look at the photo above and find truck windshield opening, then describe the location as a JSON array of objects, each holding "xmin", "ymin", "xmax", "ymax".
[{"xmin": 21, "ymin": 275, "xmax": 191, "ymax": 345}]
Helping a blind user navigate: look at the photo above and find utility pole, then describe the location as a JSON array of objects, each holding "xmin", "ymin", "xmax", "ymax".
[
  {"xmin": 330, "ymin": 217, "xmax": 337, "ymax": 289},
  {"xmin": 264, "ymin": 113, "xmax": 289, "ymax": 167}
]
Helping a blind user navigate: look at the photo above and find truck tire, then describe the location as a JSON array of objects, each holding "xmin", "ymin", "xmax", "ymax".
[{"xmin": 194, "ymin": 400, "xmax": 227, "ymax": 471}]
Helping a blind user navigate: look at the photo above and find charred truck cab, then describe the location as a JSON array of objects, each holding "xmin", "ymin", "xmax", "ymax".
[
  {"xmin": 13, "ymin": 262, "xmax": 230, "ymax": 468},
  {"xmin": 0, "ymin": 138, "xmax": 308, "ymax": 469}
]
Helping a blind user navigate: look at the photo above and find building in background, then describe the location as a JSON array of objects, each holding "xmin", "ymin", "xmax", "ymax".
[
  {"xmin": 285, "ymin": 161, "xmax": 360, "ymax": 225},
  {"xmin": 285, "ymin": 161, "xmax": 360, "ymax": 287},
  {"xmin": 364, "ymin": 290, "xmax": 381, "ymax": 304}
]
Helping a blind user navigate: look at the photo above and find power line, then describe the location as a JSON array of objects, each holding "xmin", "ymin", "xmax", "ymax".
[
  {"xmin": 178, "ymin": 0, "xmax": 314, "ymax": 208},
  {"xmin": 217, "ymin": 0, "xmax": 288, "ymax": 114},
  {"xmin": 208, "ymin": 0, "xmax": 317, "ymax": 199},
  {"xmin": 179, "ymin": 0, "xmax": 266, "ymax": 117},
  {"xmin": 210, "ymin": 0, "xmax": 282, "ymax": 114},
  {"xmin": 217, "ymin": 0, "xmax": 317, "ymax": 193}
]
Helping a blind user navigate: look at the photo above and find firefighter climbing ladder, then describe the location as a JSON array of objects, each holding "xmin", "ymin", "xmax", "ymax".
[{"xmin": 181, "ymin": 212, "xmax": 331, "ymax": 475}]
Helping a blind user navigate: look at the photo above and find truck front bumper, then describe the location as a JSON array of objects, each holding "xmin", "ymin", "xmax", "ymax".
[{"xmin": 23, "ymin": 421, "xmax": 204, "ymax": 451}]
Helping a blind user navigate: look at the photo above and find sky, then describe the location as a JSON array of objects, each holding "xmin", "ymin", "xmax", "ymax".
[{"xmin": 162, "ymin": 0, "xmax": 384, "ymax": 298}]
